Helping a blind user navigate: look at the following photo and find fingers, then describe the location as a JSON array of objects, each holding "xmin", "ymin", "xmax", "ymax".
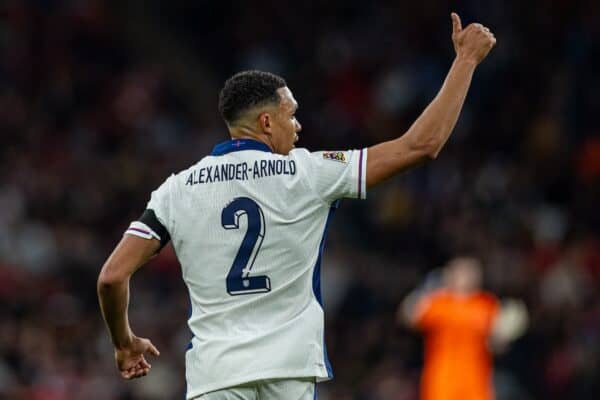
[
  {"xmin": 144, "ymin": 339, "xmax": 160, "ymax": 357},
  {"xmin": 469, "ymin": 23, "xmax": 496, "ymax": 44},
  {"xmin": 451, "ymin": 12, "xmax": 462, "ymax": 34},
  {"xmin": 139, "ymin": 357, "xmax": 152, "ymax": 369},
  {"xmin": 121, "ymin": 368, "xmax": 149, "ymax": 379},
  {"xmin": 115, "ymin": 336, "xmax": 159, "ymax": 380},
  {"xmin": 480, "ymin": 25, "xmax": 497, "ymax": 47},
  {"xmin": 464, "ymin": 23, "xmax": 490, "ymax": 34},
  {"xmin": 122, "ymin": 368, "xmax": 148, "ymax": 379},
  {"xmin": 121, "ymin": 360, "xmax": 151, "ymax": 380}
]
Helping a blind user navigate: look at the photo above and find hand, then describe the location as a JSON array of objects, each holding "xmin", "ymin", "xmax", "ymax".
[
  {"xmin": 115, "ymin": 335, "xmax": 160, "ymax": 380},
  {"xmin": 451, "ymin": 12, "xmax": 496, "ymax": 65}
]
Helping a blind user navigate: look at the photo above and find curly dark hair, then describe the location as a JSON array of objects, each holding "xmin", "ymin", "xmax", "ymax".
[{"xmin": 218, "ymin": 70, "xmax": 287, "ymax": 125}]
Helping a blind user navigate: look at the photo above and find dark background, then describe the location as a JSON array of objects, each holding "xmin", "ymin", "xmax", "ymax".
[{"xmin": 0, "ymin": 0, "xmax": 598, "ymax": 399}]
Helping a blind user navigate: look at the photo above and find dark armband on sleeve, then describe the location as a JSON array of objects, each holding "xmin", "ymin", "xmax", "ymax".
[{"xmin": 138, "ymin": 209, "xmax": 171, "ymax": 247}]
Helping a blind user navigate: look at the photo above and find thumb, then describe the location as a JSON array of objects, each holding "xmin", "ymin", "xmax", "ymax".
[
  {"xmin": 451, "ymin": 12, "xmax": 462, "ymax": 35},
  {"xmin": 144, "ymin": 339, "xmax": 160, "ymax": 356}
]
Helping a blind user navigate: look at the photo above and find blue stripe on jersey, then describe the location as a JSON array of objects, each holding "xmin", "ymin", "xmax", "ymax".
[
  {"xmin": 211, "ymin": 139, "xmax": 273, "ymax": 156},
  {"xmin": 312, "ymin": 200, "xmax": 339, "ymax": 379},
  {"xmin": 312, "ymin": 201, "xmax": 339, "ymax": 305},
  {"xmin": 185, "ymin": 299, "xmax": 194, "ymax": 399},
  {"xmin": 186, "ymin": 298, "xmax": 194, "ymax": 351}
]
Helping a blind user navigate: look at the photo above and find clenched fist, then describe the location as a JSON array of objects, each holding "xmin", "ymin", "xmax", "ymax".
[{"xmin": 451, "ymin": 12, "xmax": 496, "ymax": 65}]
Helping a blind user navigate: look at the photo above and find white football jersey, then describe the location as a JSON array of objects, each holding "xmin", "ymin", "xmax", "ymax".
[{"xmin": 125, "ymin": 139, "xmax": 367, "ymax": 398}]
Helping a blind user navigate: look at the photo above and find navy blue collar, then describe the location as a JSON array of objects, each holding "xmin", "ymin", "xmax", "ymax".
[{"xmin": 211, "ymin": 139, "xmax": 273, "ymax": 156}]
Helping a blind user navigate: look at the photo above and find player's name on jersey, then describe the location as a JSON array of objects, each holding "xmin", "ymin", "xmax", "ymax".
[{"xmin": 185, "ymin": 160, "xmax": 297, "ymax": 186}]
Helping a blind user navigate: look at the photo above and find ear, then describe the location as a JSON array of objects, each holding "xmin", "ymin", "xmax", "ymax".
[{"xmin": 259, "ymin": 112, "xmax": 273, "ymax": 135}]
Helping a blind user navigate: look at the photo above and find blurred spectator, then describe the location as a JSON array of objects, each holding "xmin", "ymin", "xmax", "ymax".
[{"xmin": 400, "ymin": 258, "xmax": 527, "ymax": 400}]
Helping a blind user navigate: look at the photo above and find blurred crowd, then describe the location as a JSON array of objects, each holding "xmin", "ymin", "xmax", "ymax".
[{"xmin": 0, "ymin": 0, "xmax": 598, "ymax": 399}]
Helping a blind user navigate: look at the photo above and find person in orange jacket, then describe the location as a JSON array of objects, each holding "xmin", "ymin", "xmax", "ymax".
[{"xmin": 400, "ymin": 257, "xmax": 527, "ymax": 400}]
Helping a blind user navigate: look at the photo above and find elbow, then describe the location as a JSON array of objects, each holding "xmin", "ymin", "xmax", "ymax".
[
  {"xmin": 410, "ymin": 139, "xmax": 442, "ymax": 161},
  {"xmin": 421, "ymin": 136, "xmax": 443, "ymax": 160},
  {"xmin": 426, "ymin": 146, "xmax": 442, "ymax": 160},
  {"xmin": 97, "ymin": 262, "xmax": 127, "ymax": 292}
]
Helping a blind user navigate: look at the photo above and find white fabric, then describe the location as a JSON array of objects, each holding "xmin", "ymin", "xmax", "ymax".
[
  {"xmin": 194, "ymin": 378, "xmax": 316, "ymax": 400},
  {"xmin": 142, "ymin": 146, "xmax": 367, "ymax": 398}
]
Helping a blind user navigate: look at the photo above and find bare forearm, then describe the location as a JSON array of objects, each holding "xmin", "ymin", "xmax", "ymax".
[
  {"xmin": 366, "ymin": 58, "xmax": 476, "ymax": 186},
  {"xmin": 97, "ymin": 235, "xmax": 161, "ymax": 348},
  {"xmin": 405, "ymin": 57, "xmax": 476, "ymax": 157},
  {"xmin": 366, "ymin": 13, "xmax": 496, "ymax": 188},
  {"xmin": 98, "ymin": 278, "xmax": 133, "ymax": 348}
]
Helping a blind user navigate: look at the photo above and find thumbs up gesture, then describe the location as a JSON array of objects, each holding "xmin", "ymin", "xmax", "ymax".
[{"xmin": 451, "ymin": 12, "xmax": 496, "ymax": 65}]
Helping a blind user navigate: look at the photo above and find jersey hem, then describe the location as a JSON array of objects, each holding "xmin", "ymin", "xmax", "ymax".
[{"xmin": 186, "ymin": 369, "xmax": 331, "ymax": 399}]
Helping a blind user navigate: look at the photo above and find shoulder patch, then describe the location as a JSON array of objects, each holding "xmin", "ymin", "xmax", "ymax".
[{"xmin": 322, "ymin": 151, "xmax": 347, "ymax": 163}]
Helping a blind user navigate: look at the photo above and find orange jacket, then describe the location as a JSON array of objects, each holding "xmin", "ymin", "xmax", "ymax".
[{"xmin": 414, "ymin": 289, "xmax": 499, "ymax": 400}]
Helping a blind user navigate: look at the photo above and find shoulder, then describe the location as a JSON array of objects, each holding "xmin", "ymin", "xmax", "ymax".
[
  {"xmin": 288, "ymin": 147, "xmax": 358, "ymax": 167},
  {"xmin": 476, "ymin": 291, "xmax": 498, "ymax": 303},
  {"xmin": 416, "ymin": 289, "xmax": 450, "ymax": 311},
  {"xmin": 474, "ymin": 291, "xmax": 500, "ymax": 311},
  {"xmin": 426, "ymin": 288, "xmax": 451, "ymax": 302},
  {"xmin": 163, "ymin": 158, "xmax": 211, "ymax": 187},
  {"xmin": 288, "ymin": 147, "xmax": 312, "ymax": 160},
  {"xmin": 285, "ymin": 148, "xmax": 315, "ymax": 174},
  {"xmin": 412, "ymin": 289, "xmax": 451, "ymax": 328}
]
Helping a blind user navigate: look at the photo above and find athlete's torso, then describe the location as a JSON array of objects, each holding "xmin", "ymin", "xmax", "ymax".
[{"xmin": 136, "ymin": 139, "xmax": 367, "ymax": 398}]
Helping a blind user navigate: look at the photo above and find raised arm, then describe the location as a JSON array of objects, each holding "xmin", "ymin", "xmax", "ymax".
[
  {"xmin": 97, "ymin": 234, "xmax": 161, "ymax": 379},
  {"xmin": 367, "ymin": 13, "xmax": 496, "ymax": 187}
]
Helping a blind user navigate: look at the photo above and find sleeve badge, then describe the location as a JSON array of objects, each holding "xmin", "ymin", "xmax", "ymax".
[{"xmin": 322, "ymin": 151, "xmax": 347, "ymax": 163}]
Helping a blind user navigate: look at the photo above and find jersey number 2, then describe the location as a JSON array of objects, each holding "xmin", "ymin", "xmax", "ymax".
[{"xmin": 221, "ymin": 197, "xmax": 271, "ymax": 295}]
